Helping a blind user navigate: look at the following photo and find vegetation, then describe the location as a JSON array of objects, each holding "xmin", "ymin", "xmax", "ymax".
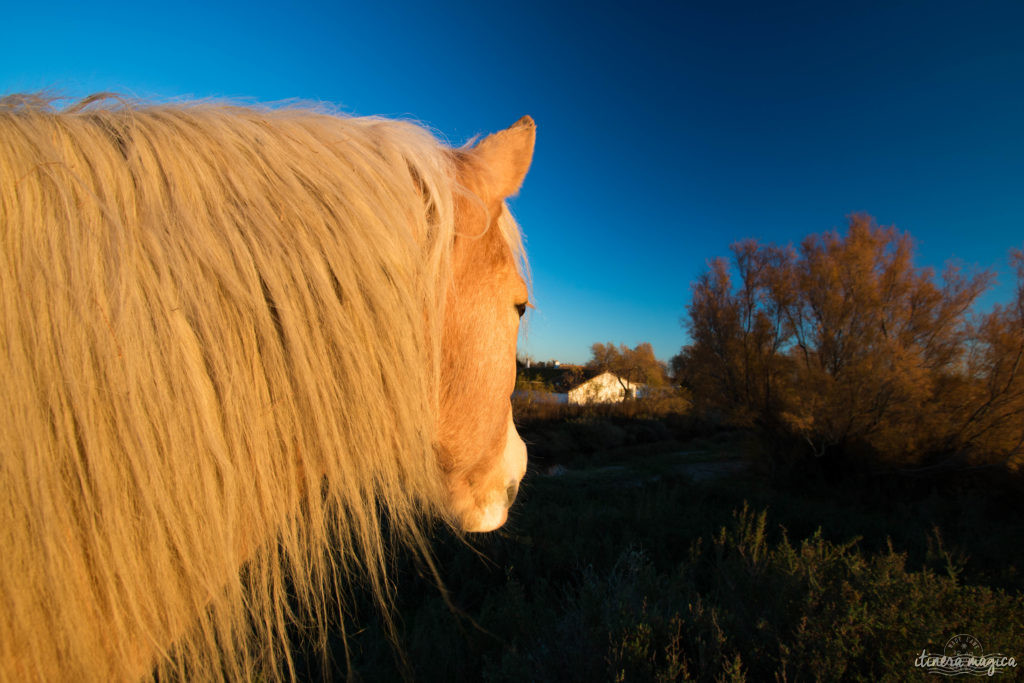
[
  {"xmin": 675, "ymin": 214, "xmax": 1024, "ymax": 472},
  {"xmin": 514, "ymin": 343, "xmax": 669, "ymax": 399},
  {"xmin": 515, "ymin": 362, "xmax": 585, "ymax": 394},
  {"xmin": 323, "ymin": 406, "xmax": 1023, "ymax": 681},
  {"xmin": 588, "ymin": 342, "xmax": 669, "ymax": 389}
]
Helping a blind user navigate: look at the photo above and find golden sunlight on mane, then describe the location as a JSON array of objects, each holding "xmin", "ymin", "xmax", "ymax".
[{"xmin": 0, "ymin": 95, "xmax": 534, "ymax": 681}]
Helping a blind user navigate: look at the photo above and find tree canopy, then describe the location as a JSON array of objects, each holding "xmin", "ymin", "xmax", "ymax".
[
  {"xmin": 677, "ymin": 214, "xmax": 1024, "ymax": 470},
  {"xmin": 587, "ymin": 342, "xmax": 667, "ymax": 392}
]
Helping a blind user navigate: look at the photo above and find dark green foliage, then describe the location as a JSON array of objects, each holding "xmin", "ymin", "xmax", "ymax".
[
  {"xmin": 512, "ymin": 395, "xmax": 700, "ymax": 470},
  {"xmin": 327, "ymin": 424, "xmax": 1023, "ymax": 681}
]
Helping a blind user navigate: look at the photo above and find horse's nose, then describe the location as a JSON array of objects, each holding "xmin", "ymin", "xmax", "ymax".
[{"xmin": 505, "ymin": 481, "xmax": 519, "ymax": 507}]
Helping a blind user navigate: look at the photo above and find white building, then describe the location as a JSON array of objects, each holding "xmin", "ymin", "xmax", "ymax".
[{"xmin": 567, "ymin": 371, "xmax": 643, "ymax": 405}]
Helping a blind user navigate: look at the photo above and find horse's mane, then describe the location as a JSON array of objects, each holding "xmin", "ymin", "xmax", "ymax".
[{"xmin": 0, "ymin": 95, "xmax": 523, "ymax": 681}]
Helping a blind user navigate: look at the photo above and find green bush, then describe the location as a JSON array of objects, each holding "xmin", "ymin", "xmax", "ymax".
[
  {"xmin": 307, "ymin": 417, "xmax": 1023, "ymax": 681},
  {"xmin": 332, "ymin": 465, "xmax": 1023, "ymax": 681},
  {"xmin": 472, "ymin": 506, "xmax": 1023, "ymax": 682}
]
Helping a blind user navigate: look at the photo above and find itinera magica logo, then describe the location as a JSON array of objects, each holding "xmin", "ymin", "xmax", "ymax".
[{"xmin": 914, "ymin": 634, "xmax": 1017, "ymax": 677}]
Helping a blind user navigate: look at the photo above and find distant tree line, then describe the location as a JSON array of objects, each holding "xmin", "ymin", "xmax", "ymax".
[
  {"xmin": 587, "ymin": 342, "xmax": 668, "ymax": 395},
  {"xmin": 674, "ymin": 214, "xmax": 1024, "ymax": 471},
  {"xmin": 516, "ymin": 343, "xmax": 670, "ymax": 397}
]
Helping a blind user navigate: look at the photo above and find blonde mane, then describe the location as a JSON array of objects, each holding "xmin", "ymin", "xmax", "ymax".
[{"xmin": 0, "ymin": 95, "xmax": 525, "ymax": 681}]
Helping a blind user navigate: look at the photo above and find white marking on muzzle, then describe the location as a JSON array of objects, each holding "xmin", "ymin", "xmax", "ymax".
[{"xmin": 466, "ymin": 416, "xmax": 527, "ymax": 532}]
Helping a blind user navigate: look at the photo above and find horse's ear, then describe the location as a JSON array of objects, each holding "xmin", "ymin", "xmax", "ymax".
[{"xmin": 464, "ymin": 116, "xmax": 535, "ymax": 202}]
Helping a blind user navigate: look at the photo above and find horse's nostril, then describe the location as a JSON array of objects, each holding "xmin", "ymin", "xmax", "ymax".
[{"xmin": 505, "ymin": 482, "xmax": 519, "ymax": 507}]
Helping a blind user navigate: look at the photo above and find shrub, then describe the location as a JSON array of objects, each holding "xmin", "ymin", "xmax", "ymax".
[
  {"xmin": 679, "ymin": 215, "xmax": 1024, "ymax": 471},
  {"xmin": 474, "ymin": 506, "xmax": 1024, "ymax": 682}
]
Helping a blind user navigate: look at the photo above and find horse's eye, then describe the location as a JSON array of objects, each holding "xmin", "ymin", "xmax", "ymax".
[{"xmin": 515, "ymin": 302, "xmax": 527, "ymax": 319}]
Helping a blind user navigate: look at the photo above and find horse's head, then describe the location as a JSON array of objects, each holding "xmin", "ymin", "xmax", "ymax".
[{"xmin": 439, "ymin": 116, "xmax": 535, "ymax": 532}]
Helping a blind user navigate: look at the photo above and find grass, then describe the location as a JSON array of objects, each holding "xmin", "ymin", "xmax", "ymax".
[{"xmin": 304, "ymin": 402, "xmax": 1024, "ymax": 681}]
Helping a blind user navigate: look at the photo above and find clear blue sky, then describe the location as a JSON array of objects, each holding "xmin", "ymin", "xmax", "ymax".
[{"xmin": 4, "ymin": 1, "xmax": 1023, "ymax": 364}]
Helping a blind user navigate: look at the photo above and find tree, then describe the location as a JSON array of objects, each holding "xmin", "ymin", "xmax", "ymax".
[
  {"xmin": 681, "ymin": 214, "xmax": 1017, "ymax": 467},
  {"xmin": 682, "ymin": 242, "xmax": 793, "ymax": 427},
  {"xmin": 587, "ymin": 342, "xmax": 667, "ymax": 398},
  {"xmin": 942, "ymin": 248, "xmax": 1024, "ymax": 469}
]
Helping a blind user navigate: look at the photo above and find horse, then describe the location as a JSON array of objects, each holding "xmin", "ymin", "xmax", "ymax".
[{"xmin": 0, "ymin": 94, "xmax": 534, "ymax": 681}]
